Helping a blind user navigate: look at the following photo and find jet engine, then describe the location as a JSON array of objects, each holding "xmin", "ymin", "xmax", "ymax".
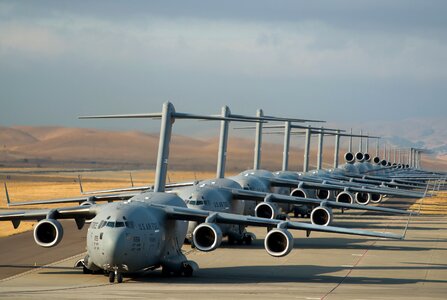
[
  {"xmin": 370, "ymin": 193, "xmax": 382, "ymax": 203},
  {"xmin": 355, "ymin": 192, "xmax": 370, "ymax": 205},
  {"xmin": 80, "ymin": 201, "xmax": 94, "ymax": 207},
  {"xmin": 290, "ymin": 188, "xmax": 313, "ymax": 199},
  {"xmin": 336, "ymin": 191, "xmax": 354, "ymax": 204},
  {"xmin": 355, "ymin": 152, "xmax": 365, "ymax": 162},
  {"xmin": 33, "ymin": 219, "xmax": 64, "ymax": 248},
  {"xmin": 315, "ymin": 189, "xmax": 331, "ymax": 200},
  {"xmin": 380, "ymin": 160, "xmax": 387, "ymax": 166},
  {"xmin": 310, "ymin": 206, "xmax": 332, "ymax": 226},
  {"xmin": 344, "ymin": 152, "xmax": 355, "ymax": 163},
  {"xmin": 373, "ymin": 157, "xmax": 381, "ymax": 164},
  {"xmin": 364, "ymin": 153, "xmax": 371, "ymax": 162},
  {"xmin": 264, "ymin": 228, "xmax": 293, "ymax": 257},
  {"xmin": 192, "ymin": 223, "xmax": 223, "ymax": 252},
  {"xmin": 255, "ymin": 202, "xmax": 279, "ymax": 219}
]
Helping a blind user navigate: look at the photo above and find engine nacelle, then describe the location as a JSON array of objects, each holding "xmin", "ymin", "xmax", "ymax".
[
  {"xmin": 192, "ymin": 223, "xmax": 223, "ymax": 252},
  {"xmin": 255, "ymin": 202, "xmax": 279, "ymax": 219},
  {"xmin": 310, "ymin": 206, "xmax": 333, "ymax": 226},
  {"xmin": 355, "ymin": 192, "xmax": 370, "ymax": 205},
  {"xmin": 80, "ymin": 201, "xmax": 94, "ymax": 207},
  {"xmin": 290, "ymin": 188, "xmax": 313, "ymax": 199},
  {"xmin": 355, "ymin": 152, "xmax": 365, "ymax": 162},
  {"xmin": 336, "ymin": 191, "xmax": 354, "ymax": 204},
  {"xmin": 344, "ymin": 152, "xmax": 355, "ymax": 163},
  {"xmin": 264, "ymin": 228, "xmax": 293, "ymax": 257},
  {"xmin": 370, "ymin": 193, "xmax": 382, "ymax": 203},
  {"xmin": 373, "ymin": 156, "xmax": 381, "ymax": 164},
  {"xmin": 380, "ymin": 160, "xmax": 387, "ymax": 166},
  {"xmin": 364, "ymin": 153, "xmax": 371, "ymax": 162},
  {"xmin": 33, "ymin": 219, "xmax": 64, "ymax": 248},
  {"xmin": 315, "ymin": 189, "xmax": 331, "ymax": 200}
]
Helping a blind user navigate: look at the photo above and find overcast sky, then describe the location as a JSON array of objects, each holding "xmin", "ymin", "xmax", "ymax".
[{"xmin": 1, "ymin": 1, "xmax": 446, "ymax": 134}]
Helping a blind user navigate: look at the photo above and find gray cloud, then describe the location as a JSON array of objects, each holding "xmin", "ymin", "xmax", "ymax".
[{"xmin": 0, "ymin": 0, "xmax": 446, "ymax": 135}]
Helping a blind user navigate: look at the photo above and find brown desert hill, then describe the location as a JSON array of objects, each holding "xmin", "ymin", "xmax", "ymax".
[
  {"xmin": 1, "ymin": 126, "xmax": 446, "ymax": 172},
  {"xmin": 0, "ymin": 127, "xmax": 39, "ymax": 147}
]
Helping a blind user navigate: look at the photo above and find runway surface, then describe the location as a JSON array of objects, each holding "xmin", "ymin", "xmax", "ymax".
[{"xmin": 1, "ymin": 198, "xmax": 447, "ymax": 299}]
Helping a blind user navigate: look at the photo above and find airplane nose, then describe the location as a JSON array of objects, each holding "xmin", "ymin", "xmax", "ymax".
[{"xmin": 103, "ymin": 230, "xmax": 127, "ymax": 265}]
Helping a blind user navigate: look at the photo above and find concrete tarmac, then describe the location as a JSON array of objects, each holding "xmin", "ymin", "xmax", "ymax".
[{"xmin": 0, "ymin": 199, "xmax": 446, "ymax": 299}]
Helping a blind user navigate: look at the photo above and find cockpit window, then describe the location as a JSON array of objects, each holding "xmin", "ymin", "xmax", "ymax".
[
  {"xmin": 106, "ymin": 221, "xmax": 115, "ymax": 228},
  {"xmin": 115, "ymin": 221, "xmax": 125, "ymax": 228},
  {"xmin": 196, "ymin": 200, "xmax": 204, "ymax": 205},
  {"xmin": 189, "ymin": 200, "xmax": 197, "ymax": 205},
  {"xmin": 98, "ymin": 220, "xmax": 106, "ymax": 229}
]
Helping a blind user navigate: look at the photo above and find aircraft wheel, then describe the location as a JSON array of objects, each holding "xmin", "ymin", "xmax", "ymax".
[
  {"xmin": 244, "ymin": 235, "xmax": 253, "ymax": 245},
  {"xmin": 161, "ymin": 267, "xmax": 171, "ymax": 277},
  {"xmin": 182, "ymin": 265, "xmax": 193, "ymax": 277},
  {"xmin": 227, "ymin": 235, "xmax": 235, "ymax": 245},
  {"xmin": 117, "ymin": 273, "xmax": 123, "ymax": 283},
  {"xmin": 108, "ymin": 272, "xmax": 115, "ymax": 283},
  {"xmin": 83, "ymin": 266, "xmax": 92, "ymax": 274}
]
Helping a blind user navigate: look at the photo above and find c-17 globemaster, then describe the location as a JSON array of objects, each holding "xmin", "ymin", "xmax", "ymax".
[
  {"xmin": 0, "ymin": 102, "xmax": 412, "ymax": 284},
  {"xmin": 73, "ymin": 105, "xmax": 416, "ymax": 243}
]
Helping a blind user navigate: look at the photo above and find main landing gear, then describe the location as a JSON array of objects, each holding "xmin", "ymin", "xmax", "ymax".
[{"xmin": 228, "ymin": 232, "xmax": 255, "ymax": 245}]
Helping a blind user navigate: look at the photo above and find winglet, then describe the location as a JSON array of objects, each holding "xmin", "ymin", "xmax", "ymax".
[
  {"xmin": 4, "ymin": 182, "xmax": 11, "ymax": 207},
  {"xmin": 78, "ymin": 175, "xmax": 84, "ymax": 194}
]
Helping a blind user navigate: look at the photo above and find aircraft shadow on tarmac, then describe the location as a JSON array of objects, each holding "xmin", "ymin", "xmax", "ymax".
[
  {"xmin": 126, "ymin": 263, "xmax": 447, "ymax": 285},
  {"xmin": 217, "ymin": 237, "xmax": 444, "ymax": 252},
  {"xmin": 31, "ymin": 262, "xmax": 447, "ymax": 286}
]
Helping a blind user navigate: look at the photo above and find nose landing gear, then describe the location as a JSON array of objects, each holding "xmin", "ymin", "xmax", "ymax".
[{"xmin": 109, "ymin": 270, "xmax": 123, "ymax": 283}]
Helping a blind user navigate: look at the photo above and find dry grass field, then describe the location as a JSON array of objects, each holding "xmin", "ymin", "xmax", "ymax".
[
  {"xmin": 1, "ymin": 168, "xmax": 446, "ymax": 238},
  {"xmin": 410, "ymin": 191, "xmax": 447, "ymax": 215},
  {"xmin": 0, "ymin": 169, "xmax": 216, "ymax": 237}
]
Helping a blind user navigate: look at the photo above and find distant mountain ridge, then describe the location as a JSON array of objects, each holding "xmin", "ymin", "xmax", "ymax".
[
  {"xmin": 0, "ymin": 126, "xmax": 445, "ymax": 171},
  {"xmin": 331, "ymin": 117, "xmax": 446, "ymax": 155}
]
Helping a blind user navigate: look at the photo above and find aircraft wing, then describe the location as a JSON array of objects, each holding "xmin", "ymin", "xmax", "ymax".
[
  {"xmin": 0, "ymin": 206, "xmax": 96, "ymax": 221},
  {"xmin": 79, "ymin": 182, "xmax": 196, "ymax": 195},
  {"xmin": 227, "ymin": 188, "xmax": 416, "ymax": 215},
  {"xmin": 0, "ymin": 205, "xmax": 97, "ymax": 229},
  {"xmin": 3, "ymin": 183, "xmax": 136, "ymax": 207},
  {"xmin": 263, "ymin": 176, "xmax": 426, "ymax": 198},
  {"xmin": 157, "ymin": 204, "xmax": 404, "ymax": 240},
  {"xmin": 298, "ymin": 181, "xmax": 426, "ymax": 198}
]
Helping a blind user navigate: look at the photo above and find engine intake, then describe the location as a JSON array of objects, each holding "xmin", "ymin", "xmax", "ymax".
[
  {"xmin": 336, "ymin": 191, "xmax": 354, "ymax": 204},
  {"xmin": 355, "ymin": 192, "xmax": 370, "ymax": 205},
  {"xmin": 370, "ymin": 193, "xmax": 382, "ymax": 203},
  {"xmin": 290, "ymin": 188, "xmax": 312, "ymax": 199},
  {"xmin": 264, "ymin": 228, "xmax": 293, "ymax": 257},
  {"xmin": 310, "ymin": 206, "xmax": 332, "ymax": 226},
  {"xmin": 364, "ymin": 153, "xmax": 371, "ymax": 162},
  {"xmin": 344, "ymin": 152, "xmax": 355, "ymax": 163},
  {"xmin": 34, "ymin": 219, "xmax": 64, "ymax": 248},
  {"xmin": 355, "ymin": 152, "xmax": 365, "ymax": 162},
  {"xmin": 192, "ymin": 223, "xmax": 222, "ymax": 252},
  {"xmin": 315, "ymin": 189, "xmax": 330, "ymax": 200},
  {"xmin": 373, "ymin": 156, "xmax": 381, "ymax": 164},
  {"xmin": 255, "ymin": 202, "xmax": 278, "ymax": 219}
]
